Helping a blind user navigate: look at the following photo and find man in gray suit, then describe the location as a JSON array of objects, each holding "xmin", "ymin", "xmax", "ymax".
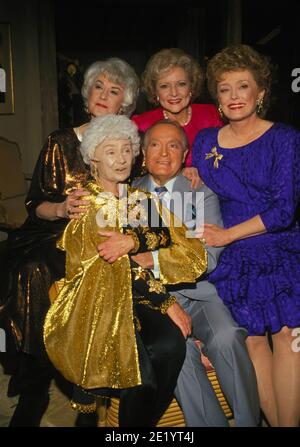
[{"xmin": 132, "ymin": 120, "xmax": 260, "ymax": 427}]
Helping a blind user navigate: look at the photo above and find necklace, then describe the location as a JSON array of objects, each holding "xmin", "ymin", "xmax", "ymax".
[{"xmin": 163, "ymin": 106, "xmax": 192, "ymax": 127}]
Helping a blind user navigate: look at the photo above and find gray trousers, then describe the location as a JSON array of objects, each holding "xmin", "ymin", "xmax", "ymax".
[{"xmin": 174, "ymin": 290, "xmax": 260, "ymax": 427}]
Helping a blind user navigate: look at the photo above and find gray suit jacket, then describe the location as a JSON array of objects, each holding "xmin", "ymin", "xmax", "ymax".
[{"xmin": 132, "ymin": 173, "xmax": 224, "ymax": 300}]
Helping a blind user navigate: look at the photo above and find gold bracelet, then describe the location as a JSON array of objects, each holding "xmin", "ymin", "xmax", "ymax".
[
  {"xmin": 137, "ymin": 295, "xmax": 177, "ymax": 314},
  {"xmin": 70, "ymin": 399, "xmax": 97, "ymax": 413},
  {"xmin": 160, "ymin": 295, "xmax": 177, "ymax": 314}
]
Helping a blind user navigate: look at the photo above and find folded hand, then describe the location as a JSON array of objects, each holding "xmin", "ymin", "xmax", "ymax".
[{"xmin": 97, "ymin": 230, "xmax": 135, "ymax": 263}]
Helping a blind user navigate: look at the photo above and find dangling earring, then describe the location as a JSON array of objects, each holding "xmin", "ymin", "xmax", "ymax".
[
  {"xmin": 189, "ymin": 91, "xmax": 192, "ymax": 98},
  {"xmin": 257, "ymin": 97, "xmax": 264, "ymax": 115},
  {"xmin": 118, "ymin": 106, "xmax": 124, "ymax": 115},
  {"xmin": 91, "ymin": 163, "xmax": 98, "ymax": 182},
  {"xmin": 156, "ymin": 95, "xmax": 160, "ymax": 104},
  {"xmin": 218, "ymin": 104, "xmax": 224, "ymax": 119}
]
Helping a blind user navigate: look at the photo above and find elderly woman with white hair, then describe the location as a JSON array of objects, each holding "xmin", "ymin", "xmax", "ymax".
[
  {"xmin": 43, "ymin": 114, "xmax": 206, "ymax": 426},
  {"xmin": 4, "ymin": 58, "xmax": 140, "ymax": 427}
]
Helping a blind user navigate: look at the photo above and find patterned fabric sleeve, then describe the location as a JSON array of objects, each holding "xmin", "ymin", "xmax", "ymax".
[
  {"xmin": 260, "ymin": 128, "xmax": 300, "ymax": 232},
  {"xmin": 123, "ymin": 196, "xmax": 171, "ymax": 254},
  {"xmin": 131, "ymin": 259, "xmax": 176, "ymax": 311},
  {"xmin": 124, "ymin": 195, "xmax": 174, "ymax": 312},
  {"xmin": 25, "ymin": 132, "xmax": 69, "ymax": 219},
  {"xmin": 124, "ymin": 226, "xmax": 170, "ymax": 254},
  {"xmin": 25, "ymin": 129, "xmax": 89, "ymax": 222}
]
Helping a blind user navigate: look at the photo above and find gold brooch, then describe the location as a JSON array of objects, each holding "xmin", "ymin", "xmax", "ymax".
[
  {"xmin": 147, "ymin": 278, "xmax": 167, "ymax": 294},
  {"xmin": 205, "ymin": 146, "xmax": 223, "ymax": 169},
  {"xmin": 132, "ymin": 266, "xmax": 148, "ymax": 281}
]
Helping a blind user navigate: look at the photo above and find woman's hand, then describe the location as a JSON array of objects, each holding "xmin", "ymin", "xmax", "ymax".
[
  {"xmin": 166, "ymin": 302, "xmax": 192, "ymax": 339},
  {"xmin": 97, "ymin": 230, "xmax": 135, "ymax": 263},
  {"xmin": 57, "ymin": 188, "xmax": 90, "ymax": 220},
  {"xmin": 181, "ymin": 167, "xmax": 203, "ymax": 189},
  {"xmin": 201, "ymin": 223, "xmax": 233, "ymax": 247}
]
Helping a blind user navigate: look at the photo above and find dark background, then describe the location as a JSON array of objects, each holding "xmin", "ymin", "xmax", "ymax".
[{"xmin": 54, "ymin": 0, "xmax": 300, "ymax": 129}]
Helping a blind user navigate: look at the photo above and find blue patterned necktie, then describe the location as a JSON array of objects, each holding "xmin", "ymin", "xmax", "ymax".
[{"xmin": 154, "ymin": 186, "xmax": 168, "ymax": 201}]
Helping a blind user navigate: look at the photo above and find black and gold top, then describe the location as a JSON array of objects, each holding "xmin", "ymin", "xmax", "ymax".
[
  {"xmin": 5, "ymin": 128, "xmax": 90, "ymax": 360},
  {"xmin": 7, "ymin": 129, "xmax": 90, "ymax": 270},
  {"xmin": 26, "ymin": 128, "xmax": 90, "ymax": 219},
  {"xmin": 44, "ymin": 182, "xmax": 207, "ymax": 390}
]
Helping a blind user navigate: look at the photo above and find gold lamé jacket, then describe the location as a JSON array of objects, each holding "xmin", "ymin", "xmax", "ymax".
[{"xmin": 44, "ymin": 182, "xmax": 207, "ymax": 390}]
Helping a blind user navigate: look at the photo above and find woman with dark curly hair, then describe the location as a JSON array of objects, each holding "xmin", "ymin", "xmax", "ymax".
[
  {"xmin": 193, "ymin": 44, "xmax": 300, "ymax": 427},
  {"xmin": 132, "ymin": 48, "xmax": 223, "ymax": 185}
]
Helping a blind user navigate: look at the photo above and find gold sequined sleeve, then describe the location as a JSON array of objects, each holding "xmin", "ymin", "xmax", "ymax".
[
  {"xmin": 56, "ymin": 217, "xmax": 85, "ymax": 279},
  {"xmin": 131, "ymin": 260, "xmax": 176, "ymax": 311},
  {"xmin": 137, "ymin": 295, "xmax": 177, "ymax": 314},
  {"xmin": 158, "ymin": 203, "xmax": 208, "ymax": 285},
  {"xmin": 123, "ymin": 196, "xmax": 171, "ymax": 253},
  {"xmin": 56, "ymin": 192, "xmax": 100, "ymax": 279}
]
